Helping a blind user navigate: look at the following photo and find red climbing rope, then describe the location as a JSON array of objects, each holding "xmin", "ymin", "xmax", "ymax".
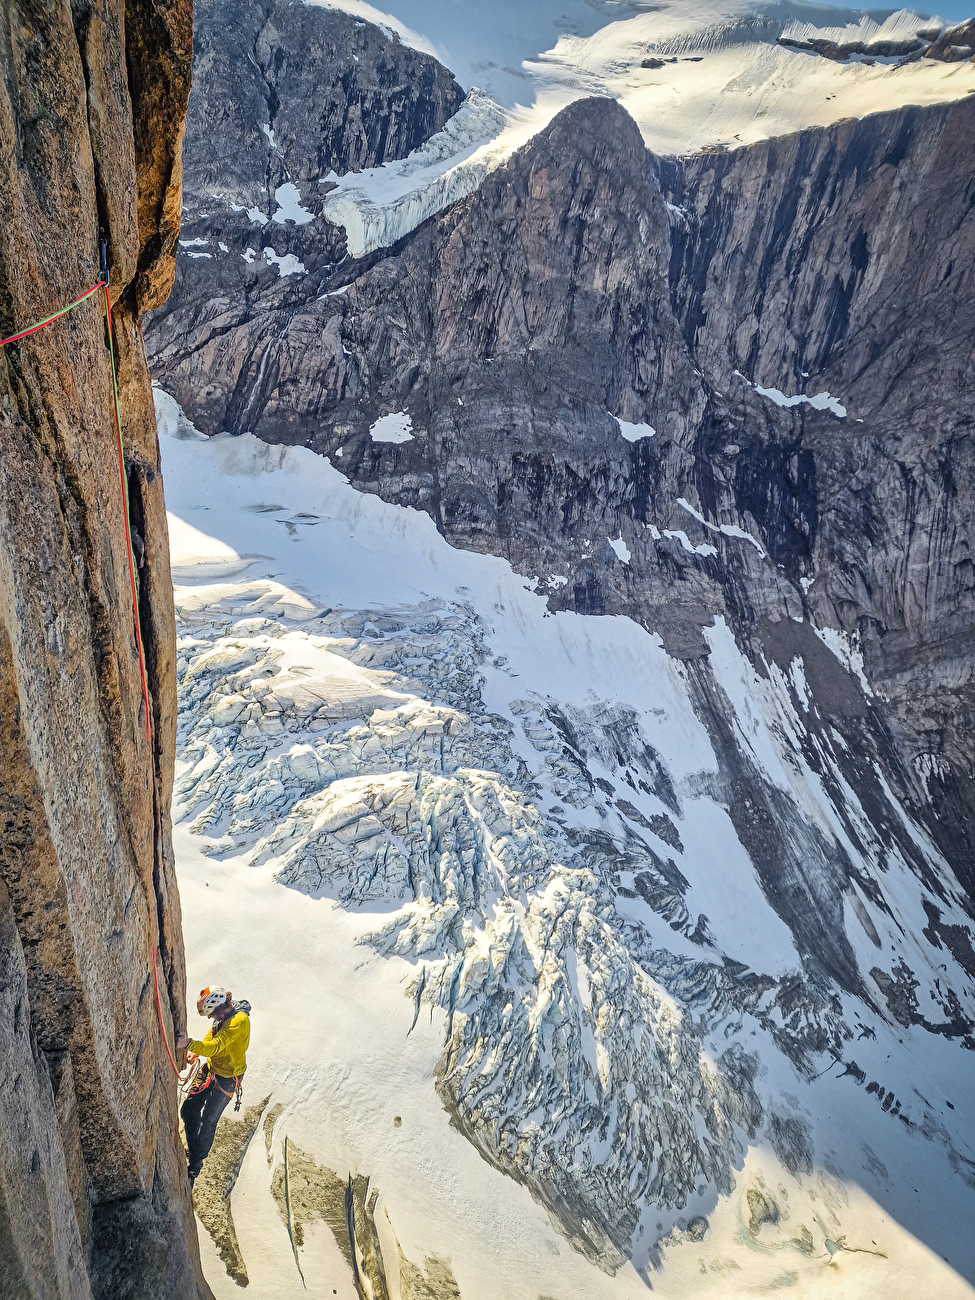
[
  {"xmin": 1, "ymin": 277, "xmax": 153, "ymax": 746},
  {"xmin": 3, "ymin": 270, "xmax": 174, "ymax": 1071},
  {"xmin": 0, "ymin": 280, "xmax": 104, "ymax": 346},
  {"xmin": 153, "ymin": 946, "xmax": 183, "ymax": 1077}
]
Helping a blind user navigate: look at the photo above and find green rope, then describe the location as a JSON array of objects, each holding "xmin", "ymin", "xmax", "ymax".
[{"xmin": 0, "ymin": 280, "xmax": 104, "ymax": 347}]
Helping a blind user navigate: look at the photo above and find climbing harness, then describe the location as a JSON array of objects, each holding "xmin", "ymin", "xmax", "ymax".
[
  {"xmin": 184, "ymin": 1064, "xmax": 238, "ymax": 1100},
  {"xmin": 2, "ymin": 238, "xmax": 180, "ymax": 1077},
  {"xmin": 187, "ymin": 1061, "xmax": 212, "ymax": 1097},
  {"xmin": 178, "ymin": 1054, "xmax": 203, "ymax": 1101}
]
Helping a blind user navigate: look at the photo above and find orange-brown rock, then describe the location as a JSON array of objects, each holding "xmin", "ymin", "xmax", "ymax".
[{"xmin": 0, "ymin": 0, "xmax": 207, "ymax": 1295}]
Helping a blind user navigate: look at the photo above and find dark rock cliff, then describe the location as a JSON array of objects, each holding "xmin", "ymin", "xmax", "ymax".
[
  {"xmin": 661, "ymin": 99, "xmax": 975, "ymax": 885},
  {"xmin": 0, "ymin": 0, "xmax": 206, "ymax": 1295},
  {"xmin": 175, "ymin": 0, "xmax": 464, "ymax": 293}
]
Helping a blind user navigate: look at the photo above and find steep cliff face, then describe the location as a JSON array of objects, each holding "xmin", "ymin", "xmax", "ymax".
[
  {"xmin": 166, "ymin": 0, "xmax": 465, "ymax": 307},
  {"xmin": 0, "ymin": 0, "xmax": 205, "ymax": 1296},
  {"xmin": 661, "ymin": 98, "xmax": 975, "ymax": 881}
]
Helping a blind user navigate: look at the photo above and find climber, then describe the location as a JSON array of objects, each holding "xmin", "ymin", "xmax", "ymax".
[{"xmin": 176, "ymin": 987, "xmax": 250, "ymax": 1184}]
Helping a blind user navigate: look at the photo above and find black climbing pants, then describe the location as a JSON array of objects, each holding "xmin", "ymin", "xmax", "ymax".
[{"xmin": 181, "ymin": 1075, "xmax": 236, "ymax": 1171}]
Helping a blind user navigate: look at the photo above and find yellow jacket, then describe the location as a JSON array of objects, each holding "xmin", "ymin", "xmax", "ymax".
[{"xmin": 187, "ymin": 1010, "xmax": 250, "ymax": 1078}]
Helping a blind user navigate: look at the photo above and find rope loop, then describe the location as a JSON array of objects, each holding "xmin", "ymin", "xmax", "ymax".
[{"xmin": 152, "ymin": 947, "xmax": 182, "ymax": 1077}]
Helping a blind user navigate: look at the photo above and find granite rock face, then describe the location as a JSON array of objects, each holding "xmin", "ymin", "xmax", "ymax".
[
  {"xmin": 662, "ymin": 99, "xmax": 975, "ymax": 885},
  {"xmin": 0, "ymin": 0, "xmax": 206, "ymax": 1295}
]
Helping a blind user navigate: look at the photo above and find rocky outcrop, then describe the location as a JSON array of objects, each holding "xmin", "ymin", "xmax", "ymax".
[
  {"xmin": 168, "ymin": 0, "xmax": 465, "ymax": 296},
  {"xmin": 923, "ymin": 18, "xmax": 975, "ymax": 61},
  {"xmin": 776, "ymin": 11, "xmax": 975, "ymax": 63},
  {"xmin": 0, "ymin": 0, "xmax": 204, "ymax": 1295}
]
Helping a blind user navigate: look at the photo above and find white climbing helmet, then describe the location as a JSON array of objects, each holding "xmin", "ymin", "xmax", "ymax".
[{"xmin": 196, "ymin": 986, "xmax": 231, "ymax": 1017}]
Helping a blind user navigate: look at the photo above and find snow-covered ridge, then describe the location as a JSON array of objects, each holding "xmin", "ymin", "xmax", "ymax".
[
  {"xmin": 780, "ymin": 7, "xmax": 941, "ymax": 51},
  {"xmin": 306, "ymin": 0, "xmax": 441, "ymax": 59},
  {"xmin": 158, "ymin": 387, "xmax": 975, "ymax": 1299},
  {"xmin": 316, "ymin": 0, "xmax": 975, "ymax": 258}
]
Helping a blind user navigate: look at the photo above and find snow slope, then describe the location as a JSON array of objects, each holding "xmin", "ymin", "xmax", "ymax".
[
  {"xmin": 316, "ymin": 0, "xmax": 975, "ymax": 254},
  {"xmin": 158, "ymin": 387, "xmax": 974, "ymax": 1299}
]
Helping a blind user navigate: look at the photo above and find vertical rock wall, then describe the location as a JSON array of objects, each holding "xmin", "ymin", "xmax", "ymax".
[{"xmin": 0, "ymin": 0, "xmax": 208, "ymax": 1295}]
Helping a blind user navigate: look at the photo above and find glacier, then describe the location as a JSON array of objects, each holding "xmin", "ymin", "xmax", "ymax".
[{"xmin": 158, "ymin": 387, "xmax": 975, "ymax": 1299}]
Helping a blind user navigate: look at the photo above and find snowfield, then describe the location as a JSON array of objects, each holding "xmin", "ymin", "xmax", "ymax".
[
  {"xmin": 313, "ymin": 0, "xmax": 975, "ymax": 255},
  {"xmin": 158, "ymin": 388, "xmax": 975, "ymax": 1299}
]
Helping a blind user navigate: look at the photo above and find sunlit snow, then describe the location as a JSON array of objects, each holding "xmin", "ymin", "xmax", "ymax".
[
  {"xmin": 369, "ymin": 411, "xmax": 415, "ymax": 443},
  {"xmin": 272, "ymin": 181, "xmax": 315, "ymax": 225},
  {"xmin": 677, "ymin": 496, "xmax": 766, "ymax": 557},
  {"xmin": 615, "ymin": 416, "xmax": 656, "ymax": 442},
  {"xmin": 263, "ymin": 247, "xmax": 306, "ymax": 277},
  {"xmin": 735, "ymin": 369, "xmax": 848, "ymax": 417},
  {"xmin": 313, "ymin": 0, "xmax": 975, "ymax": 256},
  {"xmin": 662, "ymin": 529, "xmax": 718, "ymax": 558},
  {"xmin": 156, "ymin": 383, "xmax": 975, "ymax": 1299},
  {"xmin": 607, "ymin": 534, "xmax": 631, "ymax": 564}
]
